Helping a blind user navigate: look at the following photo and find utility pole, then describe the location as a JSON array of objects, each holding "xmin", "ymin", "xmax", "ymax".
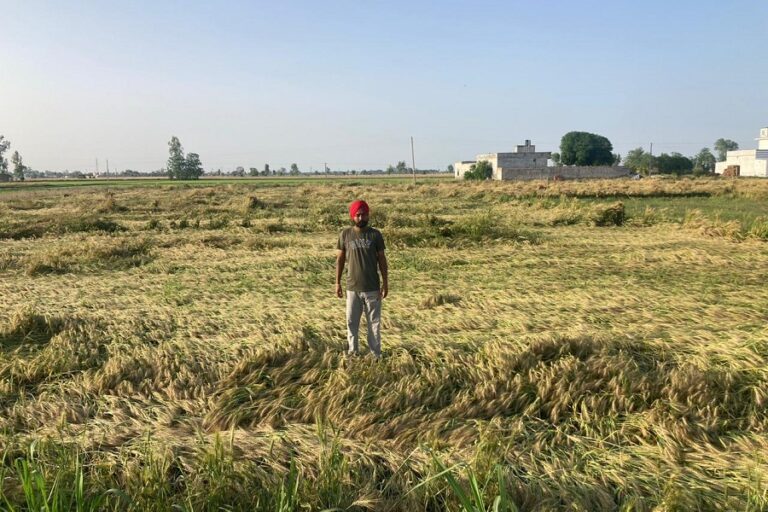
[
  {"xmin": 410, "ymin": 136, "xmax": 416, "ymax": 185},
  {"xmin": 106, "ymin": 159, "xmax": 109, "ymax": 177},
  {"xmin": 95, "ymin": 158, "xmax": 99, "ymax": 175},
  {"xmin": 649, "ymin": 142, "xmax": 653, "ymax": 176}
]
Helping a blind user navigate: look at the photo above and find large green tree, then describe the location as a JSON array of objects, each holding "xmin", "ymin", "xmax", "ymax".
[
  {"xmin": 694, "ymin": 148, "xmax": 716, "ymax": 173},
  {"xmin": 0, "ymin": 135, "xmax": 11, "ymax": 176},
  {"xmin": 290, "ymin": 163, "xmax": 300, "ymax": 175},
  {"xmin": 11, "ymin": 150, "xmax": 25, "ymax": 181},
  {"xmin": 623, "ymin": 147, "xmax": 656, "ymax": 174},
  {"xmin": 167, "ymin": 136, "xmax": 185, "ymax": 179},
  {"xmin": 713, "ymin": 138, "xmax": 739, "ymax": 162},
  {"xmin": 183, "ymin": 153, "xmax": 204, "ymax": 179},
  {"xmin": 559, "ymin": 131, "xmax": 615, "ymax": 166}
]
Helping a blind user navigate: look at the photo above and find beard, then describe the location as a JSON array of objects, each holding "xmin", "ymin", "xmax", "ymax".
[{"xmin": 354, "ymin": 220, "xmax": 368, "ymax": 228}]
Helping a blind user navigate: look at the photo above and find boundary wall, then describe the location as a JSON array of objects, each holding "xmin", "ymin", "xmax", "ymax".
[{"xmin": 498, "ymin": 166, "xmax": 631, "ymax": 180}]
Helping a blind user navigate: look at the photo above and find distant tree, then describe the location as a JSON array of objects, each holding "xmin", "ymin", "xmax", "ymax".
[
  {"xmin": 234, "ymin": 166, "xmax": 245, "ymax": 176},
  {"xmin": 714, "ymin": 138, "xmax": 739, "ymax": 162},
  {"xmin": 447, "ymin": 164, "xmax": 454, "ymax": 174},
  {"xmin": 278, "ymin": 167, "xmax": 286, "ymax": 176},
  {"xmin": 694, "ymin": 148, "xmax": 716, "ymax": 173},
  {"xmin": 290, "ymin": 163, "xmax": 300, "ymax": 175},
  {"xmin": 182, "ymin": 153, "xmax": 204, "ymax": 179},
  {"xmin": 623, "ymin": 147, "xmax": 656, "ymax": 175},
  {"xmin": 167, "ymin": 136, "xmax": 185, "ymax": 179},
  {"xmin": 386, "ymin": 165, "xmax": 395, "ymax": 174},
  {"xmin": 11, "ymin": 151, "xmax": 25, "ymax": 181},
  {"xmin": 656, "ymin": 152, "xmax": 693, "ymax": 175},
  {"xmin": 463, "ymin": 160, "xmax": 493, "ymax": 180},
  {"xmin": 0, "ymin": 135, "xmax": 11, "ymax": 177},
  {"xmin": 263, "ymin": 164, "xmax": 270, "ymax": 176},
  {"xmin": 550, "ymin": 152, "xmax": 561, "ymax": 166},
  {"xmin": 395, "ymin": 161, "xmax": 408, "ymax": 173},
  {"xmin": 559, "ymin": 131, "xmax": 614, "ymax": 166},
  {"xmin": 249, "ymin": 167, "xmax": 259, "ymax": 176},
  {"xmin": 612, "ymin": 153, "xmax": 622, "ymax": 166}
]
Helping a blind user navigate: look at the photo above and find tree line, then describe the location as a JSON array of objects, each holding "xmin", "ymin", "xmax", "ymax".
[{"xmin": 621, "ymin": 138, "xmax": 737, "ymax": 175}]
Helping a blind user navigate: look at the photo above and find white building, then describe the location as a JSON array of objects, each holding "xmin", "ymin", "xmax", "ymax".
[
  {"xmin": 715, "ymin": 127, "xmax": 768, "ymax": 177},
  {"xmin": 454, "ymin": 140, "xmax": 551, "ymax": 180}
]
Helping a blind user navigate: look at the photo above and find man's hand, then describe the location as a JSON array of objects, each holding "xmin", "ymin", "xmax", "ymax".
[
  {"xmin": 336, "ymin": 283, "xmax": 344, "ymax": 298},
  {"xmin": 379, "ymin": 283, "xmax": 388, "ymax": 299}
]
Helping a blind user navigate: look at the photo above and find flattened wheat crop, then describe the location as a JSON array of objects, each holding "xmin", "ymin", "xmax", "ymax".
[{"xmin": 1, "ymin": 178, "xmax": 767, "ymax": 511}]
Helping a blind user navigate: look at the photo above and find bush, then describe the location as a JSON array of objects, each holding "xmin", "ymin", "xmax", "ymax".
[
  {"xmin": 463, "ymin": 161, "xmax": 493, "ymax": 181},
  {"xmin": 590, "ymin": 202, "xmax": 625, "ymax": 226}
]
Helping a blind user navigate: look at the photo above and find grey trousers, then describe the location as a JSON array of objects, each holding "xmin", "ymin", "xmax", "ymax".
[{"xmin": 346, "ymin": 290, "xmax": 382, "ymax": 357}]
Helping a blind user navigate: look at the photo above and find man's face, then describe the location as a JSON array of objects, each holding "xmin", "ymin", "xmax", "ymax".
[{"xmin": 353, "ymin": 210, "xmax": 369, "ymax": 228}]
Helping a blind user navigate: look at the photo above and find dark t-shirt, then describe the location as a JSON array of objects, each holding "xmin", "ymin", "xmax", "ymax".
[{"xmin": 337, "ymin": 227, "xmax": 386, "ymax": 292}]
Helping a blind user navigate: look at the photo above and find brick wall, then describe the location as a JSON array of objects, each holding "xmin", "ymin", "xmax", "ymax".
[{"xmin": 498, "ymin": 166, "xmax": 631, "ymax": 181}]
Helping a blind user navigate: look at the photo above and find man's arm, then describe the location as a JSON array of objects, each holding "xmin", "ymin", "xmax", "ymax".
[
  {"xmin": 377, "ymin": 250, "xmax": 388, "ymax": 299},
  {"xmin": 335, "ymin": 249, "xmax": 346, "ymax": 298}
]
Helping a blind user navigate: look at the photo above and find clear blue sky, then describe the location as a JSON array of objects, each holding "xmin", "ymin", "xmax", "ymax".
[{"xmin": 1, "ymin": 0, "xmax": 766, "ymax": 172}]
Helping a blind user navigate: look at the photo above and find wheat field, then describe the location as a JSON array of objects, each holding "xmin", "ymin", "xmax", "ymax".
[{"xmin": 0, "ymin": 177, "xmax": 767, "ymax": 511}]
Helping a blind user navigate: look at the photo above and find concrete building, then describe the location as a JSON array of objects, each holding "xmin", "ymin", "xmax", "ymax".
[
  {"xmin": 715, "ymin": 127, "xmax": 768, "ymax": 177},
  {"xmin": 454, "ymin": 140, "xmax": 551, "ymax": 180},
  {"xmin": 454, "ymin": 140, "xmax": 630, "ymax": 180}
]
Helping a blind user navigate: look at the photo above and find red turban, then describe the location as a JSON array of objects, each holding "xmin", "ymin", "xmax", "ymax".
[{"xmin": 349, "ymin": 200, "xmax": 369, "ymax": 219}]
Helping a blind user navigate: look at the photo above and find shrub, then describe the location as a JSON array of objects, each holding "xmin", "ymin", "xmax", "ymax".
[
  {"xmin": 590, "ymin": 202, "xmax": 625, "ymax": 226},
  {"xmin": 463, "ymin": 160, "xmax": 493, "ymax": 181}
]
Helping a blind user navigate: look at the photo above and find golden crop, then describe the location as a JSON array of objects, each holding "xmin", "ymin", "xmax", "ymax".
[{"xmin": 0, "ymin": 177, "xmax": 767, "ymax": 510}]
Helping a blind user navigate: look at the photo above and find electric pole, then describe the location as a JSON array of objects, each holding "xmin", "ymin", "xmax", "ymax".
[{"xmin": 649, "ymin": 143, "xmax": 653, "ymax": 175}]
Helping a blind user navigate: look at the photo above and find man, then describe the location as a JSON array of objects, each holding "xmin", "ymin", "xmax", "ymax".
[{"xmin": 336, "ymin": 200, "xmax": 388, "ymax": 359}]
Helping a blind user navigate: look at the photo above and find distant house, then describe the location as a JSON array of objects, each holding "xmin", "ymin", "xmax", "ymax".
[
  {"xmin": 715, "ymin": 127, "xmax": 768, "ymax": 178},
  {"xmin": 454, "ymin": 140, "xmax": 550, "ymax": 180},
  {"xmin": 454, "ymin": 140, "xmax": 629, "ymax": 180}
]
